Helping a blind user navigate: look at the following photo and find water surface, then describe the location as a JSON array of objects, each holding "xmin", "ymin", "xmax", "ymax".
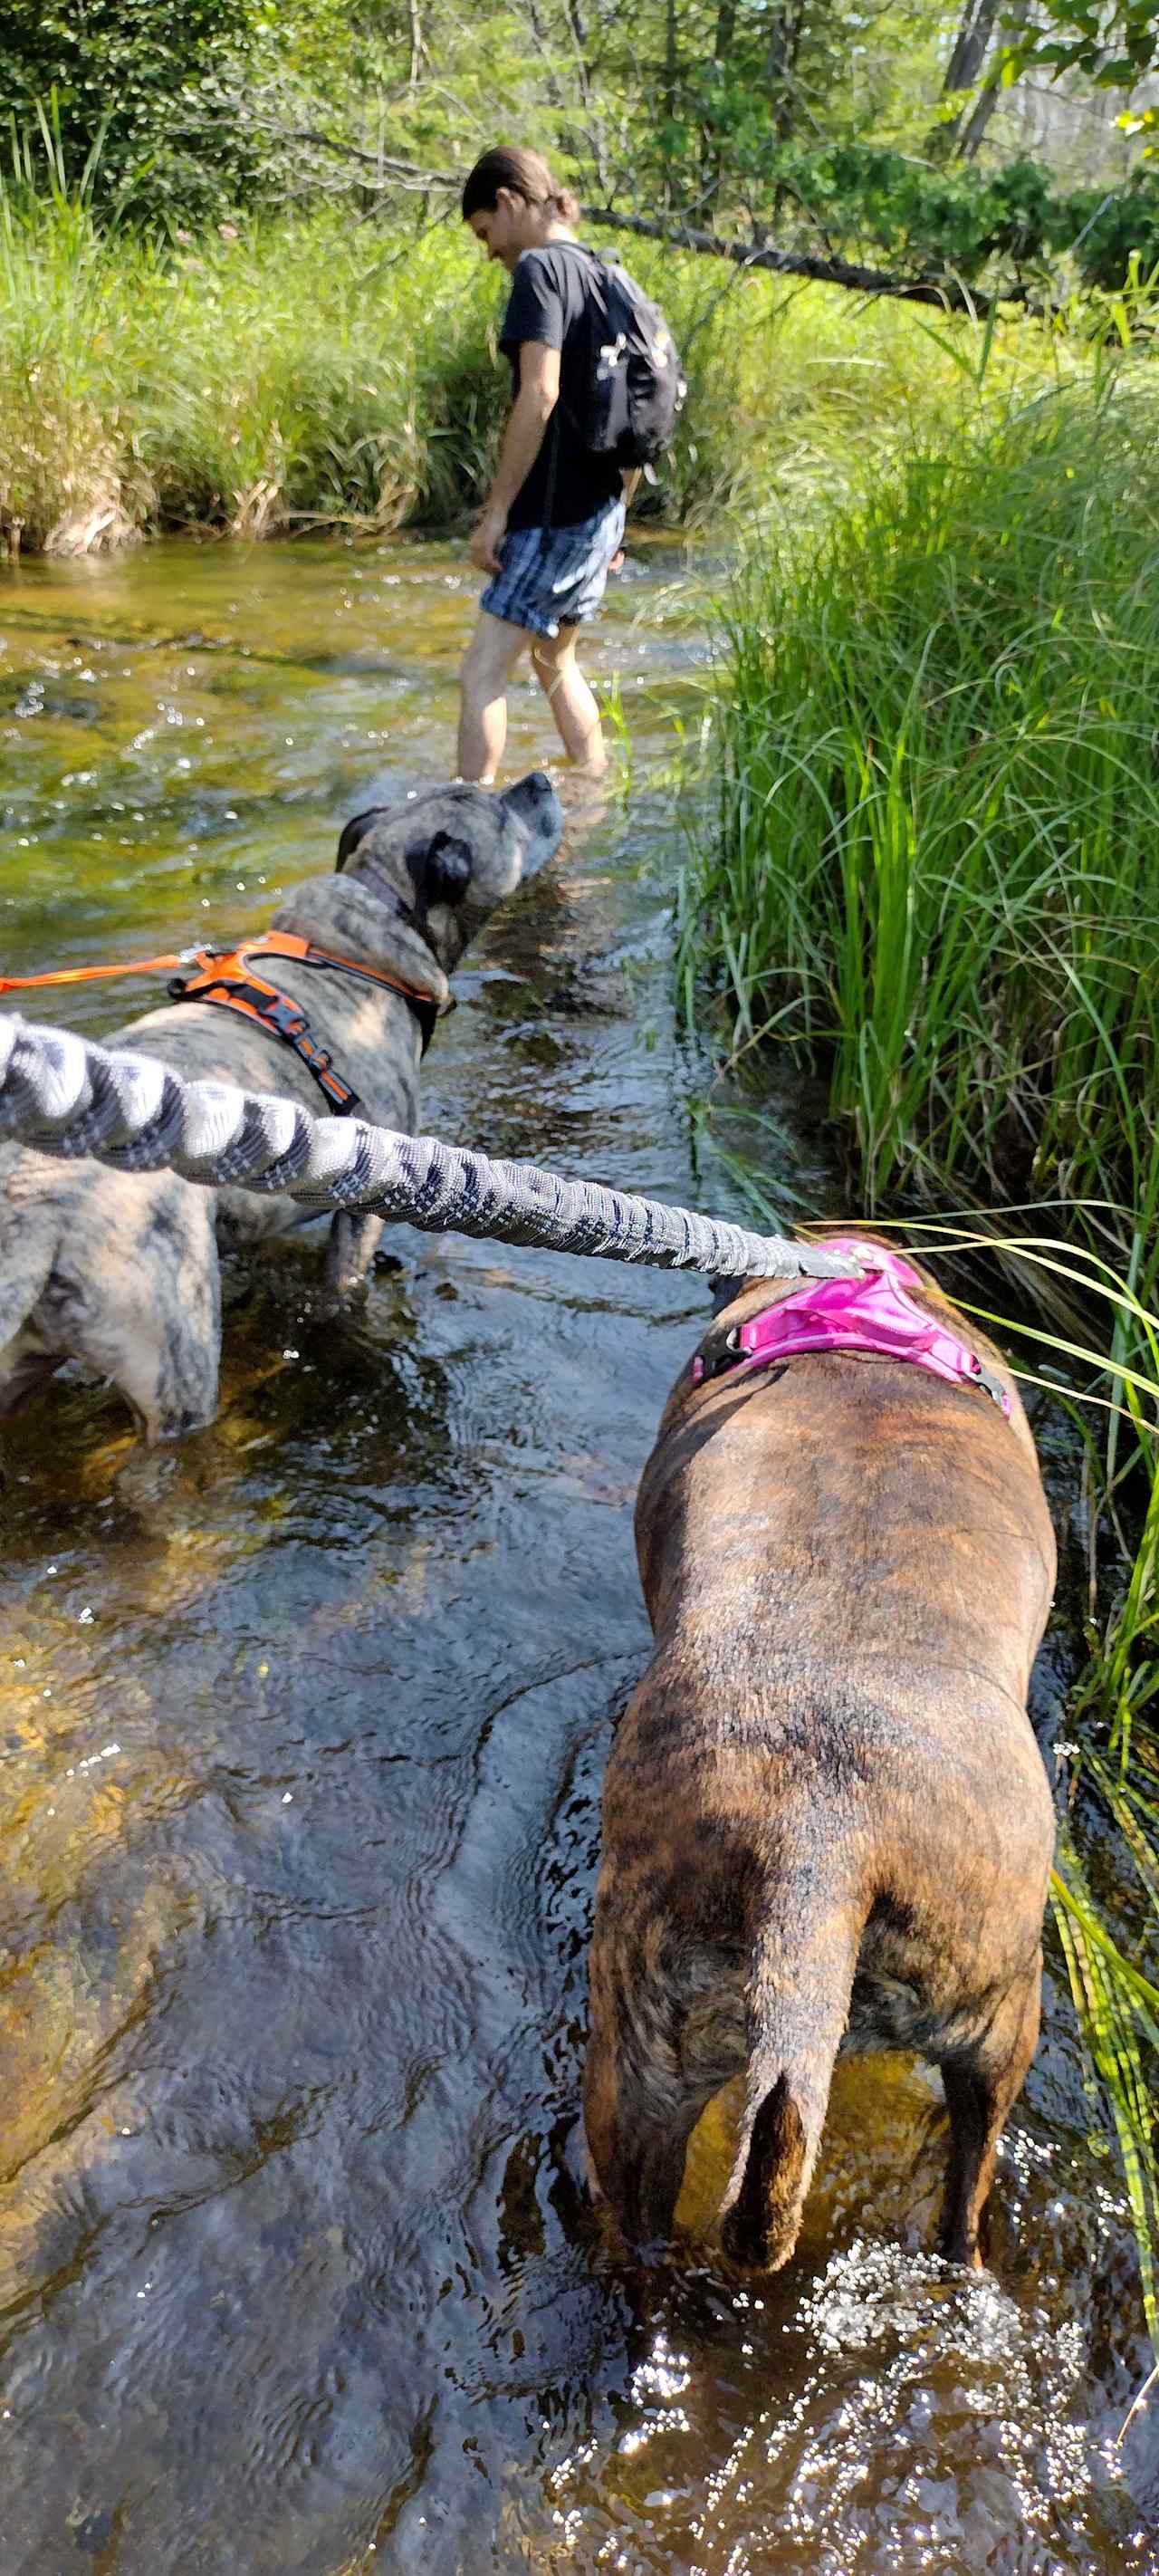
[{"xmin": 0, "ymin": 534, "xmax": 1155, "ymax": 2575}]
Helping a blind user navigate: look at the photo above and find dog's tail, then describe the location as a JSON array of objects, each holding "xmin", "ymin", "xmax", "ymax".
[{"xmin": 720, "ymin": 1849, "xmax": 867, "ymax": 2270}]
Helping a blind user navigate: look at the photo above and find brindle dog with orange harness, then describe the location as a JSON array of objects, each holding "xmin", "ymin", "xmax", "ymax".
[
  {"xmin": 0, "ymin": 773, "xmax": 561, "ymax": 1439},
  {"xmin": 583, "ymin": 1237, "xmax": 1056, "ymax": 2272}
]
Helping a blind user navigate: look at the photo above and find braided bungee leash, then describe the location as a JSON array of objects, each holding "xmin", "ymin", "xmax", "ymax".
[{"xmin": 0, "ymin": 1013, "xmax": 860, "ymax": 1285}]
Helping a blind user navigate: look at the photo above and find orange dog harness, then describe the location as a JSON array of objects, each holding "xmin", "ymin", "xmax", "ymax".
[{"xmin": 0, "ymin": 932, "xmax": 440, "ymax": 1117}]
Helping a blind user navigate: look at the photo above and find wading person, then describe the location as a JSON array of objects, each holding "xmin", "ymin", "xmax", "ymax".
[{"xmin": 457, "ymin": 146, "xmax": 636, "ymax": 784}]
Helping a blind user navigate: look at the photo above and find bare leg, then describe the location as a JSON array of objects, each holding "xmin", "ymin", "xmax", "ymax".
[
  {"xmin": 456, "ymin": 610, "xmax": 526, "ymax": 783},
  {"xmin": 938, "ymin": 1965, "xmax": 1041, "ymax": 2266},
  {"xmin": 531, "ymin": 624, "xmax": 606, "ymax": 771}
]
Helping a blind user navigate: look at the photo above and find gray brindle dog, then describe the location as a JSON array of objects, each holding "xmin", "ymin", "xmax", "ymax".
[{"xmin": 0, "ymin": 773, "xmax": 561, "ymax": 1440}]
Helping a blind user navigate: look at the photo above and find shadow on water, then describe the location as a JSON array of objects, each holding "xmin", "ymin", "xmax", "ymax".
[{"xmin": 0, "ymin": 534, "xmax": 1156, "ymax": 2574}]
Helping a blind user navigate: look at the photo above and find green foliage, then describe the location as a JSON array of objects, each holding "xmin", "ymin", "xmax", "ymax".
[
  {"xmin": 2, "ymin": 0, "xmax": 1159, "ymax": 291},
  {"xmin": 679, "ymin": 381, "xmax": 1159, "ymax": 1248},
  {"xmin": 0, "ymin": 0, "xmax": 272, "ymax": 218},
  {"xmin": 677, "ymin": 139, "xmax": 1159, "ymax": 293},
  {"xmin": 1001, "ymin": 0, "xmax": 1159, "ymax": 91},
  {"xmin": 0, "ymin": 192, "xmax": 502, "ymax": 547},
  {"xmin": 1001, "ymin": 0, "xmax": 1159, "ymax": 160},
  {"xmin": 1056, "ymin": 171, "xmax": 1159, "ymax": 292},
  {"xmin": 748, "ymin": 143, "xmax": 1064, "ymax": 278}
]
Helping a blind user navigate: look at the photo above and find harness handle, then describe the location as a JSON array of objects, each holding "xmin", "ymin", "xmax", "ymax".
[{"xmin": 1, "ymin": 933, "xmax": 445, "ymax": 1118}]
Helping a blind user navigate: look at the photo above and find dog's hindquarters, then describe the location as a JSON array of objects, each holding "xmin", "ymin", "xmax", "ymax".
[
  {"xmin": 719, "ymin": 1860, "xmax": 1045, "ymax": 2273},
  {"xmin": 584, "ymin": 1820, "xmax": 868, "ymax": 2262}
]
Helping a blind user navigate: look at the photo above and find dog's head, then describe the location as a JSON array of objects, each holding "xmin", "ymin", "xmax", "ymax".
[{"xmin": 334, "ymin": 771, "xmax": 562, "ymax": 975}]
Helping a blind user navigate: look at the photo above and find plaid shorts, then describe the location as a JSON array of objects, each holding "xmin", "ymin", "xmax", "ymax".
[{"xmin": 481, "ymin": 497, "xmax": 627, "ymax": 639}]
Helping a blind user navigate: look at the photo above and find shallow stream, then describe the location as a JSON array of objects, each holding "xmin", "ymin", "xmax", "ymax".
[{"xmin": 0, "ymin": 534, "xmax": 1155, "ymax": 2574}]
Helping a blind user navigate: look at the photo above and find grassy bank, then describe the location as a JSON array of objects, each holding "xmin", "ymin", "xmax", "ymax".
[
  {"xmin": 678, "ymin": 375, "xmax": 1159, "ymax": 2330},
  {"xmin": 679, "ymin": 380, "xmax": 1159, "ymax": 1243},
  {"xmin": 0, "ymin": 167, "xmax": 1080, "ymax": 554}
]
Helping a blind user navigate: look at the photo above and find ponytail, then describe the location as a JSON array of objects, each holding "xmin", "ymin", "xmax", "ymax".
[{"xmin": 462, "ymin": 147, "xmax": 580, "ymax": 225}]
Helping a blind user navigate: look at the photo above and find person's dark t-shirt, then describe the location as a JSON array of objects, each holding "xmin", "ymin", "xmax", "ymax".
[{"xmin": 499, "ymin": 244, "xmax": 623, "ymax": 532}]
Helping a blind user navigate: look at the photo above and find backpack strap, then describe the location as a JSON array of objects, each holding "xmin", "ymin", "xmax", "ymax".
[{"xmin": 537, "ymin": 241, "xmax": 611, "ymax": 548}]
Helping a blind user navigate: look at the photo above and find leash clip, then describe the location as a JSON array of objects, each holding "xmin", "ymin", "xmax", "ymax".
[
  {"xmin": 691, "ymin": 1325, "xmax": 742, "ymax": 1386},
  {"xmin": 970, "ymin": 1355, "xmax": 1010, "ymax": 1412},
  {"xmin": 168, "ymin": 943, "xmax": 226, "ymax": 997}
]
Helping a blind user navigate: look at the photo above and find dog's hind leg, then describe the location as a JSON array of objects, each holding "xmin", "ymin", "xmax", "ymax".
[
  {"xmin": 108, "ymin": 1263, "xmax": 222, "ymax": 1442},
  {"xmin": 583, "ymin": 1938, "xmax": 718, "ymax": 2248},
  {"xmin": 0, "ymin": 1341, "xmax": 62, "ymax": 1427},
  {"xmin": 322, "ymin": 1210, "xmax": 385, "ymax": 1307},
  {"xmin": 584, "ymin": 2040, "xmax": 710, "ymax": 2247},
  {"xmin": 937, "ymin": 1962, "xmax": 1041, "ymax": 2268},
  {"xmin": 0, "ymin": 1175, "xmax": 57, "ymax": 1419}
]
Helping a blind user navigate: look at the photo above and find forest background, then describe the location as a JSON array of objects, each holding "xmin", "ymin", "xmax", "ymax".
[{"xmin": 4, "ymin": 0, "xmax": 1159, "ymax": 283}]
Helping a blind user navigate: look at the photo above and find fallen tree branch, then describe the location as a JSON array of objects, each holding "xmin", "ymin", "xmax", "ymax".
[{"xmin": 582, "ymin": 204, "xmax": 1039, "ymax": 318}]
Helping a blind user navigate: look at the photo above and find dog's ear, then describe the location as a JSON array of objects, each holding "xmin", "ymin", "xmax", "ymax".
[
  {"xmin": 335, "ymin": 809, "xmax": 383, "ymax": 872},
  {"xmin": 417, "ymin": 831, "xmax": 473, "ymax": 908}
]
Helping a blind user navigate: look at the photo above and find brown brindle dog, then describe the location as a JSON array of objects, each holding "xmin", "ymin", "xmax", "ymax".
[{"xmin": 583, "ymin": 1239, "xmax": 1057, "ymax": 2272}]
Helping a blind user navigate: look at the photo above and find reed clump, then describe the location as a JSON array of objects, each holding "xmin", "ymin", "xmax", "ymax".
[{"xmin": 678, "ymin": 380, "xmax": 1159, "ymax": 1267}]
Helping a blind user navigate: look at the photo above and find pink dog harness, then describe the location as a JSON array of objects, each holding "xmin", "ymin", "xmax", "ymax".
[{"xmin": 691, "ymin": 1235, "xmax": 1011, "ymax": 1417}]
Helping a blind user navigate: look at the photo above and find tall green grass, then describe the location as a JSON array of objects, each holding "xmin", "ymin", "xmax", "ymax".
[
  {"xmin": 679, "ymin": 384, "xmax": 1158, "ymax": 1244},
  {"xmin": 0, "ymin": 134, "xmax": 1078, "ymax": 553},
  {"xmin": 678, "ymin": 380, "xmax": 1159, "ymax": 2337}
]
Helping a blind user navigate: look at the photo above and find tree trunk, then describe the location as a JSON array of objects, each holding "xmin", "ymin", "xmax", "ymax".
[
  {"xmin": 407, "ymin": 0, "xmax": 424, "ymax": 91},
  {"xmin": 662, "ymin": 0, "xmax": 679, "ymax": 205},
  {"xmin": 563, "ymin": 0, "xmax": 610, "ymax": 195},
  {"xmin": 766, "ymin": 1, "xmax": 807, "ymax": 144},
  {"xmin": 697, "ymin": 0, "xmax": 737, "ymax": 214},
  {"xmin": 956, "ymin": 70, "xmax": 1001, "ymax": 159},
  {"xmin": 927, "ymin": 0, "xmax": 998, "ymax": 158},
  {"xmin": 584, "ymin": 201, "xmax": 1044, "ymax": 319},
  {"xmin": 524, "ymin": 0, "xmax": 567, "ymax": 112},
  {"xmin": 958, "ymin": 0, "xmax": 1028, "ymax": 159},
  {"xmin": 663, "ymin": 0, "xmax": 678, "ymax": 126},
  {"xmin": 943, "ymin": 0, "xmax": 998, "ymax": 98}
]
